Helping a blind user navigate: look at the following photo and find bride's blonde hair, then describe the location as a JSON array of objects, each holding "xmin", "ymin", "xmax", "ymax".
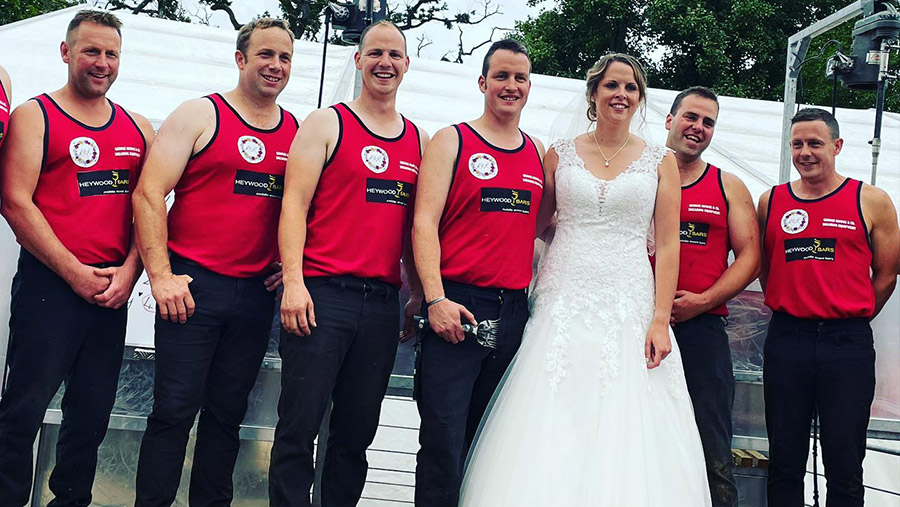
[{"xmin": 585, "ymin": 53, "xmax": 648, "ymax": 124}]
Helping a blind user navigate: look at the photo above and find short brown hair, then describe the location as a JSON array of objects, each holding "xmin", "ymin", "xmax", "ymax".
[
  {"xmin": 236, "ymin": 17, "xmax": 294, "ymax": 56},
  {"xmin": 67, "ymin": 10, "xmax": 122, "ymax": 40},
  {"xmin": 584, "ymin": 53, "xmax": 648, "ymax": 123},
  {"xmin": 358, "ymin": 20, "xmax": 407, "ymax": 54}
]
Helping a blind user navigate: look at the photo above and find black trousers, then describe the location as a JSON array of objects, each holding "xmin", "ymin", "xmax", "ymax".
[
  {"xmin": 135, "ymin": 255, "xmax": 274, "ymax": 507},
  {"xmin": 673, "ymin": 313, "xmax": 737, "ymax": 507},
  {"xmin": 414, "ymin": 281, "xmax": 528, "ymax": 507},
  {"xmin": 764, "ymin": 311, "xmax": 875, "ymax": 507},
  {"xmin": 0, "ymin": 249, "xmax": 126, "ymax": 507},
  {"xmin": 269, "ymin": 276, "xmax": 400, "ymax": 507}
]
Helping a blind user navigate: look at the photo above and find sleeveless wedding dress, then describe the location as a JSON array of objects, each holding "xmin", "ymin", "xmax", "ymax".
[{"xmin": 458, "ymin": 140, "xmax": 712, "ymax": 506}]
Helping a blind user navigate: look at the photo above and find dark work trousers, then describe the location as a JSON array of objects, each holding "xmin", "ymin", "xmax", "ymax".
[
  {"xmin": 673, "ymin": 313, "xmax": 737, "ymax": 507},
  {"xmin": 0, "ymin": 249, "xmax": 126, "ymax": 507},
  {"xmin": 135, "ymin": 255, "xmax": 274, "ymax": 507},
  {"xmin": 764, "ymin": 311, "xmax": 875, "ymax": 507},
  {"xmin": 414, "ymin": 281, "xmax": 528, "ymax": 507},
  {"xmin": 269, "ymin": 276, "xmax": 400, "ymax": 507}
]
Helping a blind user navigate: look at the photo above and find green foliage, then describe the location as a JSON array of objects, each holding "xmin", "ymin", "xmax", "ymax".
[
  {"xmin": 514, "ymin": 0, "xmax": 648, "ymax": 79},
  {"xmin": 0, "ymin": 0, "xmax": 76, "ymax": 26},
  {"xmin": 514, "ymin": 0, "xmax": 897, "ymax": 111}
]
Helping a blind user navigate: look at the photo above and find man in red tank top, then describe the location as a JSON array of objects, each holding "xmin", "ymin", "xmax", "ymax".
[
  {"xmin": 411, "ymin": 40, "xmax": 547, "ymax": 506},
  {"xmin": 131, "ymin": 19, "xmax": 297, "ymax": 505},
  {"xmin": 270, "ymin": 21, "xmax": 428, "ymax": 506},
  {"xmin": 758, "ymin": 108, "xmax": 899, "ymax": 507},
  {"xmin": 0, "ymin": 64, "xmax": 10, "ymax": 149},
  {"xmin": 663, "ymin": 87, "xmax": 760, "ymax": 507},
  {"xmin": 0, "ymin": 11, "xmax": 154, "ymax": 505}
]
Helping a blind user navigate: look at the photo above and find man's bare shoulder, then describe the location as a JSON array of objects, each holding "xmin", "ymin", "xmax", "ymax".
[
  {"xmin": 302, "ymin": 107, "xmax": 339, "ymax": 129},
  {"xmin": 860, "ymin": 182, "xmax": 896, "ymax": 214},
  {"xmin": 8, "ymin": 99, "xmax": 43, "ymax": 128},
  {"xmin": 168, "ymin": 97, "xmax": 216, "ymax": 125},
  {"xmin": 0, "ymin": 65, "xmax": 11, "ymax": 97},
  {"xmin": 124, "ymin": 110, "xmax": 156, "ymax": 139},
  {"xmin": 720, "ymin": 169, "xmax": 752, "ymax": 196}
]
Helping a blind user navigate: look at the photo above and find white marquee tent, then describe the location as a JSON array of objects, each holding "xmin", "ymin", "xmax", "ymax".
[{"xmin": 0, "ymin": 6, "xmax": 898, "ymax": 504}]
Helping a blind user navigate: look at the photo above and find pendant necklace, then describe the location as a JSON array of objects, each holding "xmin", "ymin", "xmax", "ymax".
[{"xmin": 593, "ymin": 131, "xmax": 629, "ymax": 167}]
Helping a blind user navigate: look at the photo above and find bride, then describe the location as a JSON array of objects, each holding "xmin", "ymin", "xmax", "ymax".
[{"xmin": 458, "ymin": 53, "xmax": 712, "ymax": 506}]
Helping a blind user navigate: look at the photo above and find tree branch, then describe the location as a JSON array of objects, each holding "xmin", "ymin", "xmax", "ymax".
[
  {"xmin": 454, "ymin": 25, "xmax": 511, "ymax": 63},
  {"xmin": 207, "ymin": 1, "xmax": 241, "ymax": 29}
]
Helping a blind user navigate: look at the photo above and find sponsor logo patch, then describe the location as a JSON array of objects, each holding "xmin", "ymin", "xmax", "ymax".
[
  {"xmin": 366, "ymin": 178, "xmax": 413, "ymax": 206},
  {"xmin": 70, "ymin": 137, "xmax": 100, "ymax": 168},
  {"xmin": 822, "ymin": 217, "xmax": 857, "ymax": 231},
  {"xmin": 237, "ymin": 135, "xmax": 266, "ymax": 164},
  {"xmin": 480, "ymin": 188, "xmax": 531, "ymax": 214},
  {"xmin": 469, "ymin": 153, "xmax": 498, "ymax": 180},
  {"xmin": 784, "ymin": 237, "xmax": 836, "ymax": 262},
  {"xmin": 362, "ymin": 146, "xmax": 389, "ymax": 174},
  {"xmin": 680, "ymin": 221, "xmax": 710, "ymax": 246},
  {"xmin": 781, "ymin": 209, "xmax": 809, "ymax": 234},
  {"xmin": 77, "ymin": 169, "xmax": 130, "ymax": 196},
  {"xmin": 687, "ymin": 203, "xmax": 721, "ymax": 216},
  {"xmin": 234, "ymin": 170, "xmax": 283, "ymax": 199}
]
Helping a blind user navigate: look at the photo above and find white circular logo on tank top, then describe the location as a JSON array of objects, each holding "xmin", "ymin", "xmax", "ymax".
[
  {"xmin": 781, "ymin": 209, "xmax": 809, "ymax": 234},
  {"xmin": 361, "ymin": 146, "xmax": 389, "ymax": 173},
  {"xmin": 238, "ymin": 135, "xmax": 266, "ymax": 164},
  {"xmin": 468, "ymin": 153, "xmax": 498, "ymax": 180},
  {"xmin": 69, "ymin": 137, "xmax": 100, "ymax": 168}
]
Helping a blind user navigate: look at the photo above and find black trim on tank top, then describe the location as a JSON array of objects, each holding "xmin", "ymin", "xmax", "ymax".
[
  {"xmin": 856, "ymin": 180, "xmax": 873, "ymax": 253},
  {"xmin": 448, "ymin": 124, "xmax": 464, "ymax": 192},
  {"xmin": 339, "ymin": 102, "xmax": 407, "ymax": 142},
  {"xmin": 786, "ymin": 177, "xmax": 851, "ymax": 203},
  {"xmin": 190, "ymin": 95, "xmax": 220, "ymax": 160},
  {"xmin": 32, "ymin": 98, "xmax": 50, "ymax": 173},
  {"xmin": 43, "ymin": 94, "xmax": 116, "ymax": 131},
  {"xmin": 287, "ymin": 111, "xmax": 299, "ymax": 129},
  {"xmin": 524, "ymin": 133, "xmax": 544, "ymax": 176},
  {"xmin": 0, "ymin": 77, "xmax": 7, "ymax": 103},
  {"xmin": 215, "ymin": 93, "xmax": 285, "ymax": 133},
  {"xmin": 322, "ymin": 105, "xmax": 343, "ymax": 170},
  {"xmin": 762, "ymin": 184, "xmax": 777, "ymax": 247},
  {"xmin": 461, "ymin": 122, "xmax": 526, "ymax": 153},
  {"xmin": 120, "ymin": 108, "xmax": 147, "ymax": 152},
  {"xmin": 412, "ymin": 122, "xmax": 422, "ymax": 158},
  {"xmin": 681, "ymin": 163, "xmax": 711, "ymax": 191},
  {"xmin": 716, "ymin": 166, "xmax": 730, "ymax": 213}
]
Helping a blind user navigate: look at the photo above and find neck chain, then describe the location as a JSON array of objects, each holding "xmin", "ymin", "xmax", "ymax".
[{"xmin": 593, "ymin": 131, "xmax": 629, "ymax": 167}]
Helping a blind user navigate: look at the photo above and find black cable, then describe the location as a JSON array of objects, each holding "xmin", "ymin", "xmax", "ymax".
[
  {"xmin": 317, "ymin": 9, "xmax": 332, "ymax": 109},
  {"xmin": 795, "ymin": 40, "xmax": 845, "ymax": 113},
  {"xmin": 832, "ymin": 68, "xmax": 838, "ymax": 117},
  {"xmin": 812, "ymin": 408, "xmax": 820, "ymax": 507}
]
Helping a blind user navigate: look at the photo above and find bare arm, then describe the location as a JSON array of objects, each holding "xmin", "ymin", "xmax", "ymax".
[
  {"xmin": 278, "ymin": 108, "xmax": 338, "ymax": 336},
  {"xmin": 0, "ymin": 101, "xmax": 111, "ymax": 302},
  {"xmin": 671, "ymin": 171, "xmax": 761, "ymax": 322},
  {"xmin": 412, "ymin": 126, "xmax": 475, "ymax": 344},
  {"xmin": 400, "ymin": 127, "xmax": 430, "ymax": 341},
  {"xmin": 756, "ymin": 189, "xmax": 772, "ymax": 292},
  {"xmin": 133, "ymin": 98, "xmax": 212, "ymax": 322},
  {"xmin": 536, "ymin": 146, "xmax": 558, "ymax": 239},
  {"xmin": 94, "ymin": 112, "xmax": 156, "ymax": 309},
  {"xmin": 646, "ymin": 151, "xmax": 680, "ymax": 368},
  {"xmin": 0, "ymin": 65, "xmax": 11, "ymax": 103},
  {"xmin": 861, "ymin": 185, "xmax": 900, "ymax": 317}
]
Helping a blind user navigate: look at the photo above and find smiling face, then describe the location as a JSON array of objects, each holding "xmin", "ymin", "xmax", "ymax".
[
  {"xmin": 665, "ymin": 94, "xmax": 718, "ymax": 160},
  {"xmin": 479, "ymin": 49, "xmax": 531, "ymax": 119},
  {"xmin": 355, "ymin": 23, "xmax": 409, "ymax": 97},
  {"xmin": 790, "ymin": 120, "xmax": 843, "ymax": 181},
  {"xmin": 61, "ymin": 21, "xmax": 122, "ymax": 99},
  {"xmin": 236, "ymin": 26, "xmax": 293, "ymax": 100},
  {"xmin": 590, "ymin": 61, "xmax": 641, "ymax": 126}
]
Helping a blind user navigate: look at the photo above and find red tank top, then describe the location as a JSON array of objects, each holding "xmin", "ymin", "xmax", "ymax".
[
  {"xmin": 764, "ymin": 179, "xmax": 874, "ymax": 319},
  {"xmin": 439, "ymin": 123, "xmax": 544, "ymax": 290},
  {"xmin": 303, "ymin": 103, "xmax": 421, "ymax": 286},
  {"xmin": 0, "ymin": 79, "xmax": 9, "ymax": 150},
  {"xmin": 168, "ymin": 93, "xmax": 298, "ymax": 278},
  {"xmin": 678, "ymin": 164, "xmax": 731, "ymax": 316},
  {"xmin": 32, "ymin": 94, "xmax": 145, "ymax": 265}
]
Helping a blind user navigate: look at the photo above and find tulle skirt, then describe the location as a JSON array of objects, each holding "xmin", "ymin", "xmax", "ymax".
[{"xmin": 459, "ymin": 303, "xmax": 712, "ymax": 507}]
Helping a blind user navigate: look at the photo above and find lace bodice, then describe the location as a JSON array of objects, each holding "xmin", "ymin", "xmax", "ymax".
[{"xmin": 531, "ymin": 139, "xmax": 683, "ymax": 393}]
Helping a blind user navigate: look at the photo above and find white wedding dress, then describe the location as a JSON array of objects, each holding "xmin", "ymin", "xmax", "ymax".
[{"xmin": 459, "ymin": 140, "xmax": 712, "ymax": 506}]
